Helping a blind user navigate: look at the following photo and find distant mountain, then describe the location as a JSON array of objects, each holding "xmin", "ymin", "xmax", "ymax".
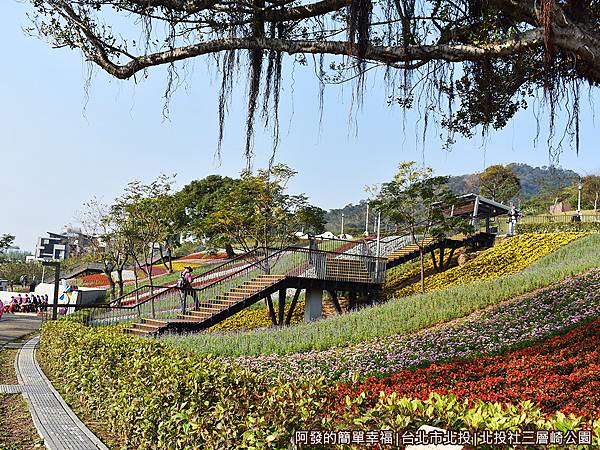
[
  {"xmin": 448, "ymin": 163, "xmax": 580, "ymax": 199},
  {"xmin": 325, "ymin": 164, "xmax": 580, "ymax": 232},
  {"xmin": 325, "ymin": 200, "xmax": 369, "ymax": 235}
]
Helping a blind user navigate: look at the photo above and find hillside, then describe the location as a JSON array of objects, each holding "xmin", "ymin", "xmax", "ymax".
[
  {"xmin": 326, "ymin": 164, "xmax": 580, "ymax": 232},
  {"xmin": 448, "ymin": 163, "xmax": 579, "ymax": 199}
]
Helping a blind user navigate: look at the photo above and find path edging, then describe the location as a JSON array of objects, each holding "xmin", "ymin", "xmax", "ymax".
[{"xmin": 16, "ymin": 336, "xmax": 110, "ymax": 450}]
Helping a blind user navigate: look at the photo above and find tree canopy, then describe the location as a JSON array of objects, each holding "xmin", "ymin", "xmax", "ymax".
[
  {"xmin": 27, "ymin": 1, "xmax": 600, "ymax": 161},
  {"xmin": 208, "ymin": 164, "xmax": 309, "ymax": 253},
  {"xmin": 372, "ymin": 161, "xmax": 471, "ymax": 292},
  {"xmin": 478, "ymin": 164, "xmax": 521, "ymax": 204}
]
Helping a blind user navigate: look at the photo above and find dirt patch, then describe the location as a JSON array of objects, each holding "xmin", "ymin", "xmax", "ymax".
[
  {"xmin": 0, "ymin": 395, "xmax": 43, "ymax": 449},
  {"xmin": 0, "ymin": 350, "xmax": 17, "ymax": 384}
]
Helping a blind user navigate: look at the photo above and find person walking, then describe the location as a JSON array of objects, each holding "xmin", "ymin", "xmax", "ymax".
[{"xmin": 178, "ymin": 267, "xmax": 198, "ymax": 315}]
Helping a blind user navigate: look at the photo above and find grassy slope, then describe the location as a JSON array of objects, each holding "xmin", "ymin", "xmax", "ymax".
[{"xmin": 164, "ymin": 233, "xmax": 600, "ymax": 357}]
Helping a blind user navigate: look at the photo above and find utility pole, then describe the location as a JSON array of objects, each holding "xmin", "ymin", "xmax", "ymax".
[
  {"xmin": 375, "ymin": 211, "xmax": 381, "ymax": 258},
  {"xmin": 340, "ymin": 213, "xmax": 345, "ymax": 237}
]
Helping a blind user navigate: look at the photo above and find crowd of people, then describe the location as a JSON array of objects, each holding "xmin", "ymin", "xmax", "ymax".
[{"xmin": 2, "ymin": 293, "xmax": 49, "ymax": 314}]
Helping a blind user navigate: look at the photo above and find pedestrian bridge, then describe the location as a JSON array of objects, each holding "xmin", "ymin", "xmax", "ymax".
[{"xmin": 80, "ymin": 231, "xmax": 494, "ymax": 336}]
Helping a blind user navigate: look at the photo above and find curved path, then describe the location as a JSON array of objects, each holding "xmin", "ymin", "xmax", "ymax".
[{"xmin": 2, "ymin": 336, "xmax": 109, "ymax": 450}]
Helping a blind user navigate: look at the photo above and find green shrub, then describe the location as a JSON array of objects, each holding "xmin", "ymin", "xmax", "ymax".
[
  {"xmin": 336, "ymin": 393, "xmax": 600, "ymax": 448},
  {"xmin": 38, "ymin": 321, "xmax": 332, "ymax": 449},
  {"xmin": 516, "ymin": 222, "xmax": 600, "ymax": 233},
  {"xmin": 38, "ymin": 322, "xmax": 600, "ymax": 449}
]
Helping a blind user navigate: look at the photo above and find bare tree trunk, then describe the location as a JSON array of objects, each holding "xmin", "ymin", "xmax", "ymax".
[
  {"xmin": 419, "ymin": 248, "xmax": 425, "ymax": 294},
  {"xmin": 159, "ymin": 245, "xmax": 172, "ymax": 273},
  {"xmin": 107, "ymin": 272, "xmax": 116, "ymax": 302},
  {"xmin": 116, "ymin": 268, "xmax": 124, "ymax": 298},
  {"xmin": 225, "ymin": 243, "xmax": 235, "ymax": 259}
]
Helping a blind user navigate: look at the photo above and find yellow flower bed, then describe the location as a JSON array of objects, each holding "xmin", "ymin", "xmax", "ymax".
[
  {"xmin": 211, "ymin": 300, "xmax": 305, "ymax": 332},
  {"xmin": 385, "ymin": 248, "xmax": 462, "ymax": 290},
  {"xmin": 385, "ymin": 258, "xmax": 434, "ymax": 289},
  {"xmin": 171, "ymin": 262, "xmax": 203, "ymax": 271},
  {"xmin": 394, "ymin": 232, "xmax": 585, "ymax": 297}
]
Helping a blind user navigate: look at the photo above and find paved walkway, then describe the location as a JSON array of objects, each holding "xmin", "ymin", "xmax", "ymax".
[
  {"xmin": 0, "ymin": 336, "xmax": 109, "ymax": 450},
  {"xmin": 0, "ymin": 313, "xmax": 43, "ymax": 348}
]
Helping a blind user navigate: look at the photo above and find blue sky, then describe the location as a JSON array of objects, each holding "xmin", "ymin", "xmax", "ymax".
[{"xmin": 1, "ymin": 1, "xmax": 599, "ymax": 251}]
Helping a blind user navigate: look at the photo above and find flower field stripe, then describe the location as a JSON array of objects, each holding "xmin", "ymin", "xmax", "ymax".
[
  {"xmin": 38, "ymin": 321, "xmax": 600, "ymax": 448},
  {"xmin": 162, "ymin": 233, "xmax": 600, "ymax": 357},
  {"xmin": 230, "ymin": 268, "xmax": 600, "ymax": 380},
  {"xmin": 331, "ymin": 392, "xmax": 600, "ymax": 447},
  {"xmin": 336, "ymin": 317, "xmax": 600, "ymax": 419}
]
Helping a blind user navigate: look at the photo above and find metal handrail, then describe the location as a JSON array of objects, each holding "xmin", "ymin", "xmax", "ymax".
[
  {"xmin": 100, "ymin": 247, "xmax": 287, "ymax": 314},
  {"xmin": 109, "ymin": 248, "xmax": 262, "ymax": 306}
]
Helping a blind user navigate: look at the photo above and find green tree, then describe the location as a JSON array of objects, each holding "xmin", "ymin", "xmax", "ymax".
[
  {"xmin": 0, "ymin": 261, "xmax": 44, "ymax": 291},
  {"xmin": 116, "ymin": 174, "xmax": 176, "ymax": 289},
  {"xmin": 479, "ymin": 165, "xmax": 520, "ymax": 204},
  {"xmin": 208, "ymin": 164, "xmax": 309, "ymax": 256},
  {"xmin": 558, "ymin": 174, "xmax": 600, "ymax": 212},
  {"xmin": 177, "ymin": 175, "xmax": 238, "ymax": 258},
  {"xmin": 582, "ymin": 175, "xmax": 600, "ymax": 211},
  {"xmin": 373, "ymin": 162, "xmax": 471, "ymax": 293},
  {"xmin": 296, "ymin": 205, "xmax": 327, "ymax": 235}
]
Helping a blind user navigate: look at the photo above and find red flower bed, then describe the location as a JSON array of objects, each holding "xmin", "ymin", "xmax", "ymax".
[
  {"xmin": 138, "ymin": 266, "xmax": 169, "ymax": 277},
  {"xmin": 336, "ymin": 318, "xmax": 600, "ymax": 419},
  {"xmin": 78, "ymin": 273, "xmax": 110, "ymax": 287}
]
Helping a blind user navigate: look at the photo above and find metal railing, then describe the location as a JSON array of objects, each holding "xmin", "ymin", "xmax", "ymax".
[
  {"xmin": 312, "ymin": 234, "xmax": 416, "ymax": 258},
  {"xmin": 66, "ymin": 246, "xmax": 386, "ymax": 327},
  {"xmin": 109, "ymin": 249, "xmax": 264, "ymax": 307},
  {"xmin": 519, "ymin": 213, "xmax": 600, "ymax": 224}
]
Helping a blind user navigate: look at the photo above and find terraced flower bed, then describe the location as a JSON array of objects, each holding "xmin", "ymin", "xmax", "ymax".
[
  {"xmin": 39, "ymin": 317, "xmax": 600, "ymax": 449},
  {"xmin": 394, "ymin": 232, "xmax": 584, "ymax": 297},
  {"xmin": 39, "ymin": 233, "xmax": 600, "ymax": 448},
  {"xmin": 232, "ymin": 268, "xmax": 600, "ymax": 380},
  {"xmin": 336, "ymin": 317, "xmax": 600, "ymax": 419},
  {"xmin": 78, "ymin": 273, "xmax": 110, "ymax": 287}
]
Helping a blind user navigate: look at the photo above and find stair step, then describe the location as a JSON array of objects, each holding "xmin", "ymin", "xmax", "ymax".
[
  {"xmin": 186, "ymin": 310, "xmax": 213, "ymax": 318},
  {"xmin": 132, "ymin": 323, "xmax": 162, "ymax": 332},
  {"xmin": 141, "ymin": 318, "xmax": 168, "ymax": 326},
  {"xmin": 177, "ymin": 314, "xmax": 209, "ymax": 322},
  {"xmin": 124, "ymin": 328, "xmax": 149, "ymax": 337}
]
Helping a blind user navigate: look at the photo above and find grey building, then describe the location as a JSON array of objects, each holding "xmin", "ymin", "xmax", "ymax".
[{"xmin": 35, "ymin": 229, "xmax": 97, "ymax": 260}]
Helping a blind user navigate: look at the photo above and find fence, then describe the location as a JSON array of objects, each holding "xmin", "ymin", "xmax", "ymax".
[
  {"xmin": 109, "ymin": 248, "xmax": 267, "ymax": 307},
  {"xmin": 519, "ymin": 214, "xmax": 600, "ymax": 224}
]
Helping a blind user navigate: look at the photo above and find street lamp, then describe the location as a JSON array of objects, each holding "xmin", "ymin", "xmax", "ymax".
[
  {"xmin": 42, "ymin": 260, "xmax": 61, "ymax": 320},
  {"xmin": 364, "ymin": 202, "xmax": 370, "ymax": 236},
  {"xmin": 577, "ymin": 181, "xmax": 583, "ymax": 216}
]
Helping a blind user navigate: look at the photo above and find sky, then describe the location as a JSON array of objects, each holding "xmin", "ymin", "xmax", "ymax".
[{"xmin": 1, "ymin": 1, "xmax": 599, "ymax": 251}]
